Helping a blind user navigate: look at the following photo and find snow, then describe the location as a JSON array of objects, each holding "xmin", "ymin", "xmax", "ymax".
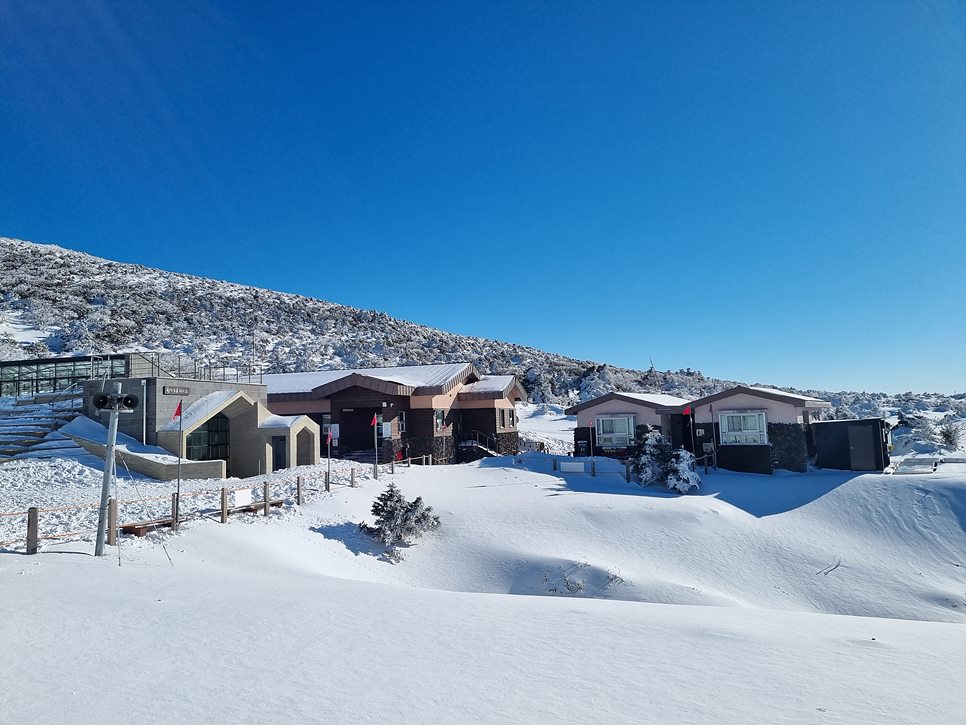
[
  {"xmin": 615, "ymin": 391, "xmax": 692, "ymax": 407},
  {"xmin": 743, "ymin": 385, "xmax": 829, "ymax": 404},
  {"xmin": 259, "ymin": 413, "xmax": 302, "ymax": 429},
  {"xmin": 515, "ymin": 402, "xmax": 575, "ymax": 454},
  {"xmin": 1, "ymin": 453, "xmax": 965, "ymax": 723},
  {"xmin": 0, "ymin": 309, "xmax": 47, "ymax": 344},
  {"xmin": 158, "ymin": 390, "xmax": 240, "ymax": 432},
  {"xmin": 264, "ymin": 363, "xmax": 472, "ymax": 394},
  {"xmin": 459, "ymin": 375, "xmax": 515, "ymax": 394}
]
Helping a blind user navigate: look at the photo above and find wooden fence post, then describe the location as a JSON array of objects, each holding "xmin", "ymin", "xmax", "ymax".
[
  {"xmin": 350, "ymin": 467, "xmax": 356, "ymax": 487},
  {"xmin": 625, "ymin": 459, "xmax": 631, "ymax": 483},
  {"xmin": 220, "ymin": 487, "xmax": 228, "ymax": 523},
  {"xmin": 263, "ymin": 482, "xmax": 270, "ymax": 516},
  {"xmin": 391, "ymin": 458, "xmax": 395, "ymax": 475},
  {"xmin": 428, "ymin": 454, "xmax": 433, "ymax": 466},
  {"xmin": 296, "ymin": 476, "xmax": 303, "ymax": 505},
  {"xmin": 171, "ymin": 493, "xmax": 180, "ymax": 530},
  {"xmin": 26, "ymin": 507, "xmax": 38, "ymax": 555},
  {"xmin": 107, "ymin": 498, "xmax": 118, "ymax": 546},
  {"xmin": 591, "ymin": 459, "xmax": 597, "ymax": 477},
  {"xmin": 325, "ymin": 471, "xmax": 330, "ymax": 493}
]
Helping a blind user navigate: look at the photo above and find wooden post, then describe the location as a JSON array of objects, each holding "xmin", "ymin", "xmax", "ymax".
[
  {"xmin": 325, "ymin": 471, "xmax": 330, "ymax": 493},
  {"xmin": 220, "ymin": 487, "xmax": 228, "ymax": 523},
  {"xmin": 263, "ymin": 482, "xmax": 270, "ymax": 516},
  {"xmin": 591, "ymin": 459, "xmax": 597, "ymax": 477},
  {"xmin": 296, "ymin": 476, "xmax": 303, "ymax": 505},
  {"xmin": 350, "ymin": 468, "xmax": 356, "ymax": 488},
  {"xmin": 625, "ymin": 459, "xmax": 631, "ymax": 483},
  {"xmin": 26, "ymin": 507, "xmax": 38, "ymax": 555},
  {"xmin": 390, "ymin": 458, "xmax": 395, "ymax": 474},
  {"xmin": 171, "ymin": 493, "xmax": 180, "ymax": 529},
  {"xmin": 428, "ymin": 454, "xmax": 433, "ymax": 466},
  {"xmin": 107, "ymin": 498, "xmax": 118, "ymax": 546}
]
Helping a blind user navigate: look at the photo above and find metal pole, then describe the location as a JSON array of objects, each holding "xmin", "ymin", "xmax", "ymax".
[
  {"xmin": 176, "ymin": 403, "xmax": 183, "ymax": 528},
  {"xmin": 141, "ymin": 379, "xmax": 147, "ymax": 444},
  {"xmin": 327, "ymin": 435, "xmax": 331, "ymax": 485},
  {"xmin": 95, "ymin": 383, "xmax": 122, "ymax": 557},
  {"xmin": 373, "ymin": 416, "xmax": 379, "ymax": 480}
]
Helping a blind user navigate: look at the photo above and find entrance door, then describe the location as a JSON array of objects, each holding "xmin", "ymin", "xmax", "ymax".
[
  {"xmin": 848, "ymin": 425, "xmax": 876, "ymax": 470},
  {"xmin": 271, "ymin": 436, "xmax": 287, "ymax": 471}
]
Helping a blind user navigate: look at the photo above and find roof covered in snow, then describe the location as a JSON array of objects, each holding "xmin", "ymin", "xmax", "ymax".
[
  {"xmin": 564, "ymin": 391, "xmax": 691, "ymax": 415},
  {"xmin": 265, "ymin": 363, "xmax": 476, "ymax": 396},
  {"xmin": 158, "ymin": 390, "xmax": 242, "ymax": 432}
]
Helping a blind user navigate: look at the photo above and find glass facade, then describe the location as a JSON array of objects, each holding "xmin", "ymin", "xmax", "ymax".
[
  {"xmin": 185, "ymin": 413, "xmax": 230, "ymax": 466},
  {"xmin": 0, "ymin": 355, "xmax": 128, "ymax": 398}
]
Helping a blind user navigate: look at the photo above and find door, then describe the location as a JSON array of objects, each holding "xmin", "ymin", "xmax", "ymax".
[
  {"xmin": 848, "ymin": 425, "xmax": 876, "ymax": 470},
  {"xmin": 271, "ymin": 436, "xmax": 287, "ymax": 471}
]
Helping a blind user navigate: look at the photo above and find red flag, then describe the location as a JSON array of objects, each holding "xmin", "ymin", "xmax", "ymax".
[
  {"xmin": 683, "ymin": 405, "xmax": 691, "ymax": 415},
  {"xmin": 370, "ymin": 413, "xmax": 378, "ymax": 427},
  {"xmin": 172, "ymin": 400, "xmax": 183, "ymax": 421},
  {"xmin": 326, "ymin": 430, "xmax": 332, "ymax": 445}
]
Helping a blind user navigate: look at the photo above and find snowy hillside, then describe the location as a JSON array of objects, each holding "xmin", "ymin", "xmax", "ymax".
[
  {"xmin": 1, "ymin": 453, "xmax": 964, "ymax": 723},
  {"xmin": 1, "ymin": 236, "xmax": 964, "ymax": 426}
]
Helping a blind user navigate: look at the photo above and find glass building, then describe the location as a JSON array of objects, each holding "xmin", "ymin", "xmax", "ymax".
[{"xmin": 0, "ymin": 354, "xmax": 129, "ymax": 398}]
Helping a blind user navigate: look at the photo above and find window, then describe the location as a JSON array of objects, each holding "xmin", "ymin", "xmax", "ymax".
[
  {"xmin": 499, "ymin": 409, "xmax": 506, "ymax": 428},
  {"xmin": 434, "ymin": 409, "xmax": 446, "ymax": 432},
  {"xmin": 508, "ymin": 408, "xmax": 515, "ymax": 428},
  {"xmin": 398, "ymin": 410, "xmax": 407, "ymax": 433},
  {"xmin": 595, "ymin": 415, "xmax": 635, "ymax": 447},
  {"xmin": 320, "ymin": 413, "xmax": 331, "ymax": 434},
  {"xmin": 719, "ymin": 411, "xmax": 768, "ymax": 445},
  {"xmin": 376, "ymin": 413, "xmax": 385, "ymax": 439}
]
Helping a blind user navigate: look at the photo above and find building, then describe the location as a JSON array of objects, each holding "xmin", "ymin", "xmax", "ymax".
[
  {"xmin": 0, "ymin": 352, "xmax": 320, "ymax": 479},
  {"xmin": 264, "ymin": 362, "xmax": 527, "ymax": 464},
  {"xmin": 658, "ymin": 386, "xmax": 832, "ymax": 474},
  {"xmin": 564, "ymin": 392, "xmax": 691, "ymax": 457},
  {"xmin": 811, "ymin": 418, "xmax": 891, "ymax": 471}
]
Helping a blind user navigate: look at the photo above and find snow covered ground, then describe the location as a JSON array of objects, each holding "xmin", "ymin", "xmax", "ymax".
[
  {"xmin": 516, "ymin": 402, "xmax": 575, "ymax": 454},
  {"xmin": 1, "ymin": 447, "xmax": 965, "ymax": 723}
]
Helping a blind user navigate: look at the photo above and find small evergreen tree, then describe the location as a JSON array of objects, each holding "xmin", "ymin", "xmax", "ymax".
[
  {"xmin": 629, "ymin": 431, "xmax": 700, "ymax": 494},
  {"xmin": 938, "ymin": 420, "xmax": 963, "ymax": 450},
  {"xmin": 362, "ymin": 483, "xmax": 441, "ymax": 555}
]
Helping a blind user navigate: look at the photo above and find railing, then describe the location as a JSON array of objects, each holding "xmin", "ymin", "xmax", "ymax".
[{"xmin": 464, "ymin": 430, "xmax": 499, "ymax": 453}]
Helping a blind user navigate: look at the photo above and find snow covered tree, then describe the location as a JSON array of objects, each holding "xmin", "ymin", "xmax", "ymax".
[
  {"xmin": 629, "ymin": 431, "xmax": 700, "ymax": 494},
  {"xmin": 362, "ymin": 483, "xmax": 441, "ymax": 555}
]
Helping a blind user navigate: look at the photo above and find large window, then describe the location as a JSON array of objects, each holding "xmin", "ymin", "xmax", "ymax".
[
  {"xmin": 719, "ymin": 411, "xmax": 768, "ymax": 445},
  {"xmin": 398, "ymin": 410, "xmax": 407, "ymax": 433},
  {"xmin": 434, "ymin": 409, "xmax": 446, "ymax": 432},
  {"xmin": 186, "ymin": 413, "xmax": 230, "ymax": 462},
  {"xmin": 595, "ymin": 415, "xmax": 635, "ymax": 447}
]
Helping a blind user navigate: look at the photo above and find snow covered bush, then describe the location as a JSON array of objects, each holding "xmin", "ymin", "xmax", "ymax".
[
  {"xmin": 938, "ymin": 419, "xmax": 963, "ymax": 450},
  {"xmin": 629, "ymin": 431, "xmax": 700, "ymax": 494},
  {"xmin": 361, "ymin": 483, "xmax": 441, "ymax": 555}
]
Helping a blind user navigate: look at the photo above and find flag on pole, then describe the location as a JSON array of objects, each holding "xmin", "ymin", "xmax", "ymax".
[
  {"xmin": 370, "ymin": 413, "xmax": 378, "ymax": 427},
  {"xmin": 172, "ymin": 400, "xmax": 183, "ymax": 422},
  {"xmin": 326, "ymin": 430, "xmax": 333, "ymax": 445},
  {"xmin": 683, "ymin": 405, "xmax": 691, "ymax": 416}
]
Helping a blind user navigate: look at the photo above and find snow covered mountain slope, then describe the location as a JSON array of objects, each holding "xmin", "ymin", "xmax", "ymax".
[{"xmin": 1, "ymin": 236, "xmax": 964, "ymax": 423}]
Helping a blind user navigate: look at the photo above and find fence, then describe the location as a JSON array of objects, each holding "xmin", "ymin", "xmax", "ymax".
[
  {"xmin": 0, "ymin": 456, "xmax": 431, "ymax": 554},
  {"xmin": 548, "ymin": 456, "xmax": 633, "ymax": 482}
]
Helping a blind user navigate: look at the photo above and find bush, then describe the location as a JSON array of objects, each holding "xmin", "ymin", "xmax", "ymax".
[
  {"xmin": 938, "ymin": 420, "xmax": 963, "ymax": 449},
  {"xmin": 630, "ymin": 431, "xmax": 700, "ymax": 494},
  {"xmin": 362, "ymin": 483, "xmax": 441, "ymax": 553}
]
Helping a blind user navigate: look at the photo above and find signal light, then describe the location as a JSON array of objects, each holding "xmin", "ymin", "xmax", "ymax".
[
  {"xmin": 92, "ymin": 393, "xmax": 111, "ymax": 409},
  {"xmin": 121, "ymin": 394, "xmax": 139, "ymax": 409}
]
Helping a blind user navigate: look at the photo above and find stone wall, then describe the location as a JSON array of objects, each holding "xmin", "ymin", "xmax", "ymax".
[
  {"xmin": 494, "ymin": 431, "xmax": 520, "ymax": 455},
  {"xmin": 405, "ymin": 434, "xmax": 455, "ymax": 465},
  {"xmin": 768, "ymin": 422, "xmax": 807, "ymax": 473}
]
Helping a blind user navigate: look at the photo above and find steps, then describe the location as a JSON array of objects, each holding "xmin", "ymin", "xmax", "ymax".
[{"xmin": 0, "ymin": 395, "xmax": 84, "ymax": 461}]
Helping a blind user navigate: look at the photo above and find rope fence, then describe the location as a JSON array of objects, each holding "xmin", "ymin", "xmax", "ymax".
[{"xmin": 0, "ymin": 456, "xmax": 430, "ymax": 553}]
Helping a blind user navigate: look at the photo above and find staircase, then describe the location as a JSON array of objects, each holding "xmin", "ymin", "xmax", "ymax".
[
  {"xmin": 459, "ymin": 430, "xmax": 500, "ymax": 459},
  {"xmin": 0, "ymin": 391, "xmax": 84, "ymax": 461}
]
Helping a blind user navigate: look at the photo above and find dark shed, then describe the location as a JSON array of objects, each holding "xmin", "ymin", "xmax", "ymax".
[{"xmin": 812, "ymin": 418, "xmax": 890, "ymax": 471}]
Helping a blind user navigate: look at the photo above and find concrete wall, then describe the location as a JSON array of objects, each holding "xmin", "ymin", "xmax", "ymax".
[
  {"xmin": 81, "ymin": 377, "xmax": 268, "ymax": 445},
  {"xmin": 69, "ymin": 436, "xmax": 225, "ymax": 480}
]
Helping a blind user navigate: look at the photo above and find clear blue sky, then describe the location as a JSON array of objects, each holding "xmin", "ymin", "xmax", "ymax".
[{"xmin": 1, "ymin": 1, "xmax": 964, "ymax": 394}]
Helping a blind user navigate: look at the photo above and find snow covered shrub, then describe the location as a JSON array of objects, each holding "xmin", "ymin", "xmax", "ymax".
[
  {"xmin": 938, "ymin": 420, "xmax": 963, "ymax": 449},
  {"xmin": 629, "ymin": 431, "xmax": 700, "ymax": 493},
  {"xmin": 361, "ymin": 483, "xmax": 441, "ymax": 552}
]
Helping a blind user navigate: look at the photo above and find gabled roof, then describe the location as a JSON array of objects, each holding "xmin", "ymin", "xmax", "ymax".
[
  {"xmin": 655, "ymin": 385, "xmax": 831, "ymax": 413},
  {"xmin": 458, "ymin": 375, "xmax": 528, "ymax": 402},
  {"xmin": 564, "ymin": 391, "xmax": 691, "ymax": 415},
  {"xmin": 265, "ymin": 363, "xmax": 478, "ymax": 398}
]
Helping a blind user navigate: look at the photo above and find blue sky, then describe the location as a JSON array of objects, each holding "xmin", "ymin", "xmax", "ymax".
[{"xmin": 1, "ymin": 1, "xmax": 964, "ymax": 394}]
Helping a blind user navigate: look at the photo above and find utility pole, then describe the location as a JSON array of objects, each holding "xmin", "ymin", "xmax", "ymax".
[{"xmin": 93, "ymin": 383, "xmax": 139, "ymax": 556}]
